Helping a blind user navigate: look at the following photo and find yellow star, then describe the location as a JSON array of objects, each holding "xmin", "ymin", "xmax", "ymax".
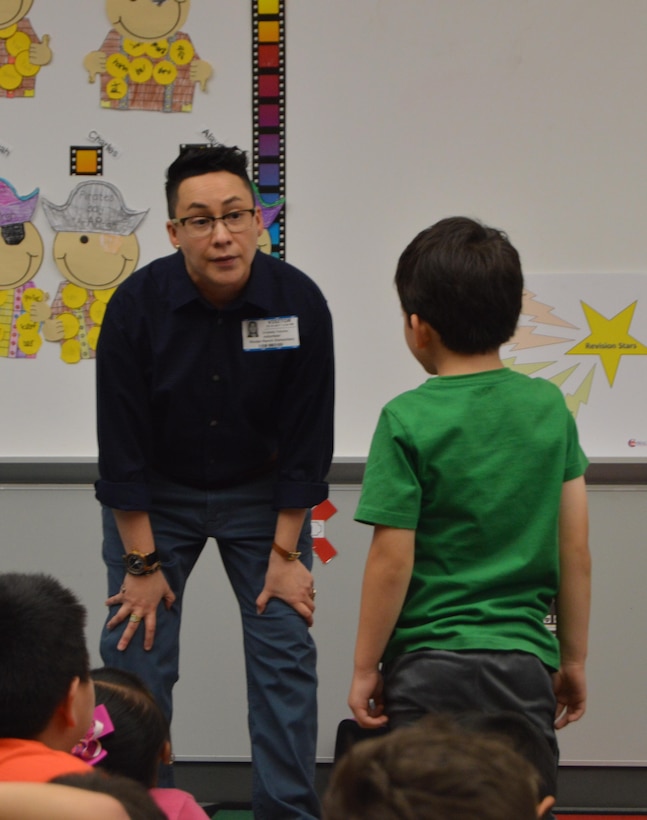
[{"xmin": 566, "ymin": 301, "xmax": 647, "ymax": 386}]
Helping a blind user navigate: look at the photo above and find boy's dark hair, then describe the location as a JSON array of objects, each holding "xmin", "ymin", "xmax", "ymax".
[
  {"xmin": 165, "ymin": 143, "xmax": 254, "ymax": 218},
  {"xmin": 91, "ymin": 667, "xmax": 169, "ymax": 788},
  {"xmin": 395, "ymin": 216, "xmax": 523, "ymax": 354},
  {"xmin": 52, "ymin": 771, "xmax": 167, "ymax": 820},
  {"xmin": 322, "ymin": 715, "xmax": 539, "ymax": 820},
  {"xmin": 0, "ymin": 572, "xmax": 90, "ymax": 739},
  {"xmin": 453, "ymin": 710, "xmax": 556, "ymax": 801}
]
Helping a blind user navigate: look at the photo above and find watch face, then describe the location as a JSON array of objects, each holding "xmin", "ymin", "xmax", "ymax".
[{"xmin": 127, "ymin": 554, "xmax": 146, "ymax": 573}]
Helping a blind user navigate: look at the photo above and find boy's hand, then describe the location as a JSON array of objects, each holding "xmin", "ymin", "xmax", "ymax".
[
  {"xmin": 348, "ymin": 668, "xmax": 388, "ymax": 729},
  {"xmin": 553, "ymin": 662, "xmax": 587, "ymax": 729}
]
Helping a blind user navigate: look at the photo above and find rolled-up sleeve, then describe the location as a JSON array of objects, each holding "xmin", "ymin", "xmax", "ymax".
[{"xmin": 95, "ymin": 288, "xmax": 153, "ymax": 511}]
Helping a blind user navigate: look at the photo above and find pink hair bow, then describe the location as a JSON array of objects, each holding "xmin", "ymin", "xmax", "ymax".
[{"xmin": 71, "ymin": 704, "xmax": 114, "ymax": 765}]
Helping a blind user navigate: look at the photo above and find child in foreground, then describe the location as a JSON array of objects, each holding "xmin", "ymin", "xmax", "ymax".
[
  {"xmin": 0, "ymin": 572, "xmax": 94, "ymax": 781},
  {"xmin": 323, "ymin": 714, "xmax": 553, "ymax": 820},
  {"xmin": 348, "ymin": 216, "xmax": 591, "ymax": 800},
  {"xmin": 91, "ymin": 666, "xmax": 210, "ymax": 820}
]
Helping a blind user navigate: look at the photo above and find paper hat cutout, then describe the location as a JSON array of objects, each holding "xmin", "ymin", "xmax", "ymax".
[
  {"xmin": 252, "ymin": 183, "xmax": 284, "ymax": 229},
  {"xmin": 0, "ymin": 178, "xmax": 39, "ymax": 227},
  {"xmin": 42, "ymin": 181, "xmax": 148, "ymax": 236}
]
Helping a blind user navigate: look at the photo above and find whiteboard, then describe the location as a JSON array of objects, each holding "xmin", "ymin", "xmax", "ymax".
[{"xmin": 3, "ymin": 0, "xmax": 647, "ymax": 459}]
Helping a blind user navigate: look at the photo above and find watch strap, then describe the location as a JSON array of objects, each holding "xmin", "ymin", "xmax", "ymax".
[{"xmin": 272, "ymin": 542, "xmax": 301, "ymax": 561}]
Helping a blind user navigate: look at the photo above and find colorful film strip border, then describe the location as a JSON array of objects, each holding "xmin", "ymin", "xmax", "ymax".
[{"xmin": 252, "ymin": 0, "xmax": 286, "ymax": 258}]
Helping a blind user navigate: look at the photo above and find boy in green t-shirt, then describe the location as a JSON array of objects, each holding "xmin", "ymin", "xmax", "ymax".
[{"xmin": 349, "ymin": 217, "xmax": 591, "ymax": 801}]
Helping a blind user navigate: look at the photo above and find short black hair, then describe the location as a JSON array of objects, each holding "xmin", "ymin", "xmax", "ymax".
[
  {"xmin": 52, "ymin": 771, "xmax": 167, "ymax": 820},
  {"xmin": 91, "ymin": 667, "xmax": 169, "ymax": 788},
  {"xmin": 165, "ymin": 143, "xmax": 254, "ymax": 219},
  {"xmin": 0, "ymin": 572, "xmax": 90, "ymax": 739},
  {"xmin": 395, "ymin": 216, "xmax": 523, "ymax": 354}
]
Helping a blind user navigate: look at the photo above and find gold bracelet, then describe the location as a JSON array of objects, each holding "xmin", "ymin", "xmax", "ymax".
[{"xmin": 272, "ymin": 541, "xmax": 302, "ymax": 561}]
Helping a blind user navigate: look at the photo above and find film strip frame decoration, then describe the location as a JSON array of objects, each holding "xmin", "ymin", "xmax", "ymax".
[{"xmin": 252, "ymin": 0, "xmax": 286, "ymax": 258}]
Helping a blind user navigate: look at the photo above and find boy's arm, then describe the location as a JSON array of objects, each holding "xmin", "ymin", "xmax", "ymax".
[
  {"xmin": 554, "ymin": 474, "xmax": 591, "ymax": 729},
  {"xmin": 348, "ymin": 525, "xmax": 415, "ymax": 728}
]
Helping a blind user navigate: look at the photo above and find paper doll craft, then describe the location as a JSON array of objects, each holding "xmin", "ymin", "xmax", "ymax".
[
  {"xmin": 83, "ymin": 0, "xmax": 213, "ymax": 113},
  {"xmin": 0, "ymin": 179, "xmax": 45, "ymax": 358},
  {"xmin": 253, "ymin": 183, "xmax": 284, "ymax": 256},
  {"xmin": 0, "ymin": 1, "xmax": 52, "ymax": 98},
  {"xmin": 33, "ymin": 181, "xmax": 147, "ymax": 363}
]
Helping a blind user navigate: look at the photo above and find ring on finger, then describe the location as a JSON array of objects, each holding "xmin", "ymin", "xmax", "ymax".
[
  {"xmin": 310, "ymin": 588, "xmax": 317, "ymax": 600},
  {"xmin": 129, "ymin": 613, "xmax": 142, "ymax": 623}
]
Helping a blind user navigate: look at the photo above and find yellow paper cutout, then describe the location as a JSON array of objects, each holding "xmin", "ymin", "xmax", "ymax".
[
  {"xmin": 6, "ymin": 31, "xmax": 30, "ymax": 55},
  {"xmin": 153, "ymin": 61, "xmax": 176, "ymax": 85},
  {"xmin": 58, "ymin": 312, "xmax": 80, "ymax": 339},
  {"xmin": 0, "ymin": 64, "xmax": 21, "ymax": 90},
  {"xmin": 61, "ymin": 339, "xmax": 82, "ymax": 364},
  {"xmin": 18, "ymin": 334, "xmax": 42, "ymax": 355},
  {"xmin": 106, "ymin": 53, "xmax": 130, "ymax": 79},
  {"xmin": 62, "ymin": 283, "xmax": 88, "ymax": 310},
  {"xmin": 14, "ymin": 50, "xmax": 40, "ymax": 77},
  {"xmin": 89, "ymin": 299, "xmax": 106, "ymax": 325},
  {"xmin": 87, "ymin": 326, "xmax": 101, "ymax": 350}
]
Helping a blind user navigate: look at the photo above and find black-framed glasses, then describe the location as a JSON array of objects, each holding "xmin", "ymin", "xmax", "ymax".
[{"xmin": 171, "ymin": 209, "xmax": 256, "ymax": 238}]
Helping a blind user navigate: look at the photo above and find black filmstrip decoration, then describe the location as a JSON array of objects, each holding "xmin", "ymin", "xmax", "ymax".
[{"xmin": 251, "ymin": 0, "xmax": 286, "ymax": 258}]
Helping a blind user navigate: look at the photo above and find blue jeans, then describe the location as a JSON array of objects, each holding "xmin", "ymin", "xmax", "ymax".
[{"xmin": 100, "ymin": 473, "xmax": 319, "ymax": 820}]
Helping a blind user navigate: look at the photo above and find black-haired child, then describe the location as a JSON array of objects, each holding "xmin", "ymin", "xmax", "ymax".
[{"xmin": 90, "ymin": 666, "xmax": 210, "ymax": 820}]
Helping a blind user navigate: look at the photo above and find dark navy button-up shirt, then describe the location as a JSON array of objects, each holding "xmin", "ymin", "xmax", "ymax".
[{"xmin": 95, "ymin": 250, "xmax": 334, "ymax": 512}]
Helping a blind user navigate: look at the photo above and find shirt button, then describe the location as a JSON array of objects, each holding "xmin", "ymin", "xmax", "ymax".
[
  {"xmin": 212, "ymin": 373, "xmax": 220, "ymax": 382},
  {"xmin": 209, "ymin": 419, "xmax": 218, "ymax": 427}
]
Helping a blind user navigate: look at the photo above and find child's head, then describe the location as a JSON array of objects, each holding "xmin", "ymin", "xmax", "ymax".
[
  {"xmin": 0, "ymin": 572, "xmax": 92, "ymax": 743},
  {"xmin": 52, "ymin": 771, "xmax": 167, "ymax": 820},
  {"xmin": 90, "ymin": 667, "xmax": 170, "ymax": 788},
  {"xmin": 323, "ymin": 714, "xmax": 541, "ymax": 820},
  {"xmin": 395, "ymin": 216, "xmax": 523, "ymax": 355},
  {"xmin": 453, "ymin": 711, "xmax": 556, "ymax": 815}
]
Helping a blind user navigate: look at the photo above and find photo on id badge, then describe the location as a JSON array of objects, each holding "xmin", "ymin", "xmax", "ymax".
[{"xmin": 242, "ymin": 316, "xmax": 300, "ymax": 351}]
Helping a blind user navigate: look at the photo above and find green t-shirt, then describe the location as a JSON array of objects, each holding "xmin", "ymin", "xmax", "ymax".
[{"xmin": 355, "ymin": 368, "xmax": 588, "ymax": 670}]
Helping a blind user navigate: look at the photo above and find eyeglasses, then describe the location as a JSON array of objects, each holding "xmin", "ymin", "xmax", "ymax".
[{"xmin": 171, "ymin": 209, "xmax": 256, "ymax": 238}]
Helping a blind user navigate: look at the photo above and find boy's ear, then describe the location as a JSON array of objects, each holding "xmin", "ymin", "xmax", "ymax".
[
  {"xmin": 409, "ymin": 314, "xmax": 434, "ymax": 350},
  {"xmin": 537, "ymin": 795, "xmax": 555, "ymax": 818},
  {"xmin": 57, "ymin": 677, "xmax": 81, "ymax": 728}
]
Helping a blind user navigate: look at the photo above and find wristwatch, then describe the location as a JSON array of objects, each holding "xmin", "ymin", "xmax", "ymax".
[
  {"xmin": 123, "ymin": 549, "xmax": 161, "ymax": 576},
  {"xmin": 272, "ymin": 542, "xmax": 302, "ymax": 562}
]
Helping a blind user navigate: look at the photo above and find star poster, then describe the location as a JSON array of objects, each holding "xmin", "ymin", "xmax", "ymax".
[{"xmin": 504, "ymin": 274, "xmax": 647, "ymax": 458}]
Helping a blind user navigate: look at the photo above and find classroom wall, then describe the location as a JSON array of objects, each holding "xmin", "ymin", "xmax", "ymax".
[
  {"xmin": 0, "ymin": 478, "xmax": 646, "ymax": 766},
  {"xmin": 2, "ymin": 1, "xmax": 647, "ymax": 458},
  {"xmin": 2, "ymin": 0, "xmax": 647, "ymax": 778}
]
